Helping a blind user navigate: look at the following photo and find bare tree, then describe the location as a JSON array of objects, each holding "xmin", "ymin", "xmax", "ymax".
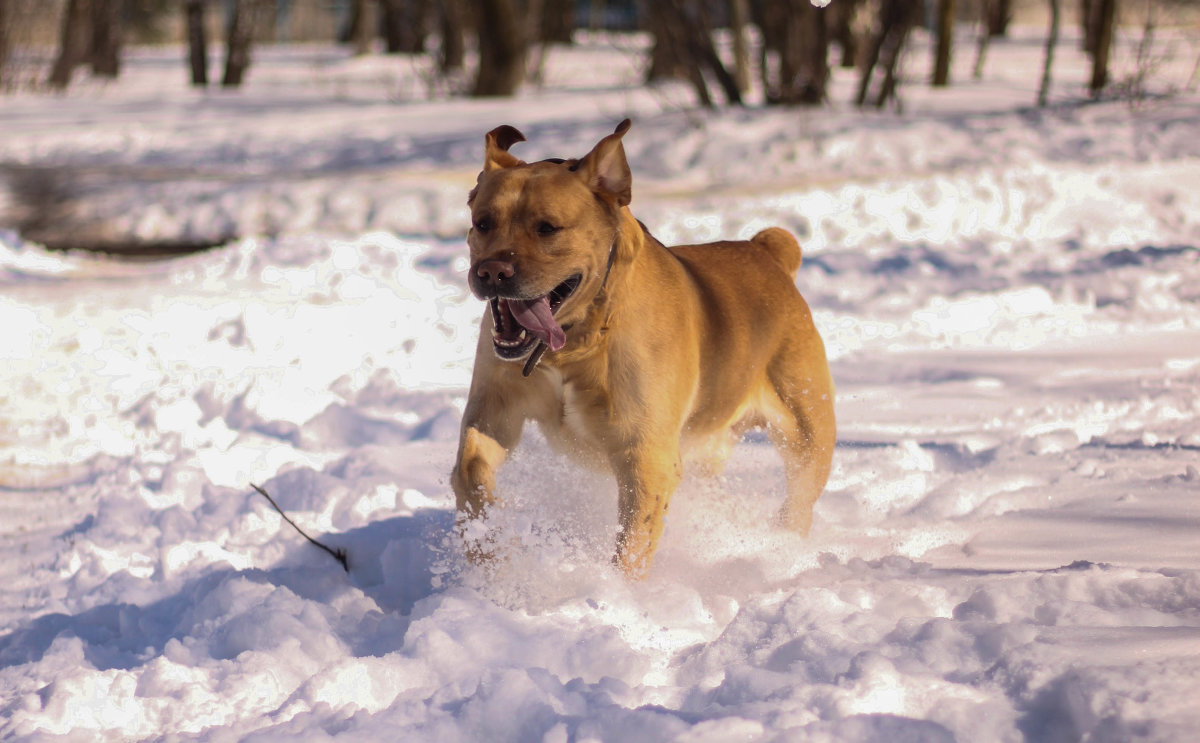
[
  {"xmin": 48, "ymin": 0, "xmax": 92, "ymax": 88},
  {"xmin": 973, "ymin": 4, "xmax": 991, "ymax": 78},
  {"xmin": 986, "ymin": 0, "xmax": 1012, "ymax": 36},
  {"xmin": 932, "ymin": 0, "xmax": 956, "ymax": 87},
  {"xmin": 645, "ymin": 0, "xmax": 742, "ymax": 107},
  {"xmin": 1038, "ymin": 0, "xmax": 1061, "ymax": 105},
  {"xmin": 381, "ymin": 0, "xmax": 430, "ymax": 54},
  {"xmin": 856, "ymin": 0, "xmax": 921, "ymax": 108},
  {"xmin": 344, "ymin": 0, "xmax": 374, "ymax": 56},
  {"xmin": 1088, "ymin": 0, "xmax": 1117, "ymax": 94},
  {"xmin": 729, "ymin": 0, "xmax": 751, "ymax": 93},
  {"xmin": 679, "ymin": 0, "xmax": 742, "ymax": 105},
  {"xmin": 185, "ymin": 0, "xmax": 208, "ymax": 86},
  {"xmin": 644, "ymin": 0, "xmax": 690, "ymax": 84},
  {"xmin": 0, "ymin": 0, "xmax": 10, "ymax": 84},
  {"xmin": 588, "ymin": 0, "xmax": 606, "ymax": 32},
  {"xmin": 438, "ymin": 0, "xmax": 466, "ymax": 73},
  {"xmin": 1080, "ymin": 0, "xmax": 1096, "ymax": 52},
  {"xmin": 542, "ymin": 0, "xmax": 574, "ymax": 44},
  {"xmin": 46, "ymin": 0, "xmax": 126, "ymax": 87},
  {"xmin": 755, "ymin": 0, "xmax": 830, "ymax": 105},
  {"xmin": 829, "ymin": 0, "xmax": 864, "ymax": 69},
  {"xmin": 1120, "ymin": 0, "xmax": 1162, "ymax": 102},
  {"xmin": 223, "ymin": 0, "xmax": 269, "ymax": 87},
  {"xmin": 472, "ymin": 0, "xmax": 530, "ymax": 96},
  {"xmin": 90, "ymin": 0, "xmax": 121, "ymax": 77}
]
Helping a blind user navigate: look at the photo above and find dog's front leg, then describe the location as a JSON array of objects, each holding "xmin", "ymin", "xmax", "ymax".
[
  {"xmin": 451, "ymin": 417, "xmax": 519, "ymax": 563},
  {"xmin": 610, "ymin": 442, "xmax": 683, "ymax": 578},
  {"xmin": 451, "ymin": 424, "xmax": 514, "ymax": 517},
  {"xmin": 451, "ymin": 369, "xmax": 526, "ymax": 556}
]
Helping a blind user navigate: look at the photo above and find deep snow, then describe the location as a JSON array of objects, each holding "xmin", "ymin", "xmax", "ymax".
[{"xmin": 1, "ymin": 28, "xmax": 1199, "ymax": 742}]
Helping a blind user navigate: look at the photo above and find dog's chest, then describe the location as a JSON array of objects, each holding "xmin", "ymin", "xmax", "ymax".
[
  {"xmin": 560, "ymin": 381, "xmax": 600, "ymax": 445},
  {"xmin": 537, "ymin": 378, "xmax": 608, "ymax": 464}
]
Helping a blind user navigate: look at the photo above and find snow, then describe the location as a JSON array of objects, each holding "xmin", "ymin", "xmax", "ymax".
[{"xmin": 2, "ymin": 29, "xmax": 1199, "ymax": 741}]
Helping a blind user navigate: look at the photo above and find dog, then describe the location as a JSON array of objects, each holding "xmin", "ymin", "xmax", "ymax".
[{"xmin": 451, "ymin": 120, "xmax": 836, "ymax": 578}]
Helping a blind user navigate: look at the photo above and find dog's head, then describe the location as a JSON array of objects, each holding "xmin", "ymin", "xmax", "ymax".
[{"xmin": 466, "ymin": 120, "xmax": 633, "ymax": 364}]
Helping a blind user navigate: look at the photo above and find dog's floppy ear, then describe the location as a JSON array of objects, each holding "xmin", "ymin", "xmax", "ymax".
[
  {"xmin": 483, "ymin": 125, "xmax": 526, "ymax": 172},
  {"xmin": 575, "ymin": 119, "xmax": 632, "ymax": 207}
]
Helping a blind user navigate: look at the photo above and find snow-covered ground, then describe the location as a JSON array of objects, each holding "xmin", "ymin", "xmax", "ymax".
[{"xmin": 2, "ymin": 28, "xmax": 1199, "ymax": 741}]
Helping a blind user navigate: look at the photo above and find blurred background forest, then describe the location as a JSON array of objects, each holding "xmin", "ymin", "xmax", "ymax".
[
  {"xmin": 2, "ymin": 0, "xmax": 1197, "ymax": 254},
  {"xmin": 1, "ymin": 0, "xmax": 1197, "ymax": 106}
]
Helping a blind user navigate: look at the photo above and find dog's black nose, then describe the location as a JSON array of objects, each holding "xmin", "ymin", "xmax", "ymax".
[{"xmin": 476, "ymin": 260, "xmax": 515, "ymax": 287}]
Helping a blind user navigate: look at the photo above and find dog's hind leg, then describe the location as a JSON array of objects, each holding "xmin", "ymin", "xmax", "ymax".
[{"xmin": 764, "ymin": 338, "xmax": 836, "ymax": 536}]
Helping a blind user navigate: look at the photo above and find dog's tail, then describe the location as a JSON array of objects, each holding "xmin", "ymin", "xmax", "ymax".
[{"xmin": 751, "ymin": 227, "xmax": 803, "ymax": 275}]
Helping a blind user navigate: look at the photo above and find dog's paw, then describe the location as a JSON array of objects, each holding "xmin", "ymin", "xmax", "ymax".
[{"xmin": 775, "ymin": 504, "xmax": 814, "ymax": 536}]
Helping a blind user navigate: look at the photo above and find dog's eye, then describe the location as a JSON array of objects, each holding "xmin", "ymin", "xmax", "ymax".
[
  {"xmin": 473, "ymin": 217, "xmax": 493, "ymax": 234},
  {"xmin": 536, "ymin": 221, "xmax": 561, "ymax": 236}
]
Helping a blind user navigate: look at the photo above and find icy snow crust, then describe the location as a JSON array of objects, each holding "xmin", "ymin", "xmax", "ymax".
[{"xmin": 2, "ymin": 35, "xmax": 1200, "ymax": 741}]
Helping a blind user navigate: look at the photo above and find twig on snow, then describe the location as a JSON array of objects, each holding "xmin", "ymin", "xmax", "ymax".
[{"xmin": 251, "ymin": 483, "xmax": 350, "ymax": 572}]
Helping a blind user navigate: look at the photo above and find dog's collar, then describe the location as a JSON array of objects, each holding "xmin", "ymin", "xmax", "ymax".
[
  {"xmin": 522, "ymin": 238, "xmax": 618, "ymax": 377},
  {"xmin": 598, "ymin": 237, "xmax": 618, "ymax": 295}
]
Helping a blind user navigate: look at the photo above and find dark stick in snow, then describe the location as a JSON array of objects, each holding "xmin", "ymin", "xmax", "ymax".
[{"xmin": 251, "ymin": 483, "xmax": 350, "ymax": 572}]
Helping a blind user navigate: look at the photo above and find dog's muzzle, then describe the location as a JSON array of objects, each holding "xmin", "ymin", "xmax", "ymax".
[{"xmin": 482, "ymin": 273, "xmax": 582, "ymax": 362}]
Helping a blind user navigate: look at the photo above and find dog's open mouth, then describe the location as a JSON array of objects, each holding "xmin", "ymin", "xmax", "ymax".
[{"xmin": 489, "ymin": 274, "xmax": 582, "ymax": 360}]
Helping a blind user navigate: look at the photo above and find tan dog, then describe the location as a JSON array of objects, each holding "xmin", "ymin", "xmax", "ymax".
[{"xmin": 451, "ymin": 120, "xmax": 835, "ymax": 577}]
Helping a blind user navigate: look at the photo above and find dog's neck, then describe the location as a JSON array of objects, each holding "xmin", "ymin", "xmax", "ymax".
[
  {"xmin": 522, "ymin": 236, "xmax": 618, "ymax": 377},
  {"xmin": 522, "ymin": 210, "xmax": 646, "ymax": 377}
]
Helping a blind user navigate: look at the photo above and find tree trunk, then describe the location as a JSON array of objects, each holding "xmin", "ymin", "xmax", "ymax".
[
  {"xmin": 644, "ymin": 0, "xmax": 690, "ymax": 83},
  {"xmin": 345, "ymin": 0, "xmax": 374, "ymax": 56},
  {"xmin": 589, "ymin": 0, "xmax": 606, "ymax": 32},
  {"xmin": 48, "ymin": 0, "xmax": 92, "ymax": 89},
  {"xmin": 856, "ymin": 36, "xmax": 882, "ymax": 105},
  {"xmin": 932, "ymin": 0, "xmax": 955, "ymax": 86},
  {"xmin": 1080, "ymin": 0, "xmax": 1096, "ymax": 52},
  {"xmin": 973, "ymin": 8, "xmax": 991, "ymax": 78},
  {"xmin": 986, "ymin": 0, "xmax": 1011, "ymax": 37},
  {"xmin": 756, "ymin": 0, "xmax": 829, "ymax": 106},
  {"xmin": 786, "ymin": 0, "xmax": 830, "ymax": 105},
  {"xmin": 856, "ymin": 0, "xmax": 920, "ymax": 108},
  {"xmin": 186, "ymin": 0, "xmax": 208, "ymax": 86},
  {"xmin": 682, "ymin": 0, "xmax": 742, "ymax": 105},
  {"xmin": 0, "ymin": 0, "xmax": 10, "ymax": 85},
  {"xmin": 729, "ymin": 0, "xmax": 751, "ymax": 92},
  {"xmin": 1037, "ymin": 0, "xmax": 1060, "ymax": 105},
  {"xmin": 438, "ymin": 0, "xmax": 465, "ymax": 72},
  {"xmin": 381, "ymin": 0, "xmax": 403, "ymax": 52},
  {"xmin": 542, "ymin": 0, "xmax": 574, "ymax": 44},
  {"xmin": 830, "ymin": 0, "xmax": 862, "ymax": 68},
  {"xmin": 382, "ymin": 0, "xmax": 428, "ymax": 54},
  {"xmin": 223, "ymin": 0, "xmax": 264, "ymax": 87},
  {"xmin": 90, "ymin": 0, "xmax": 121, "ymax": 78},
  {"xmin": 1088, "ymin": 0, "xmax": 1116, "ymax": 95},
  {"xmin": 645, "ymin": 0, "xmax": 741, "ymax": 107},
  {"xmin": 472, "ymin": 0, "xmax": 528, "ymax": 97}
]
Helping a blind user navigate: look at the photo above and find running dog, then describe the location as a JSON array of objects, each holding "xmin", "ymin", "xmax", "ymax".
[{"xmin": 452, "ymin": 120, "xmax": 835, "ymax": 577}]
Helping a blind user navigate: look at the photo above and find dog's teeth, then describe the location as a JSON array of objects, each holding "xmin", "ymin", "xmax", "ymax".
[{"xmin": 493, "ymin": 329, "xmax": 529, "ymax": 349}]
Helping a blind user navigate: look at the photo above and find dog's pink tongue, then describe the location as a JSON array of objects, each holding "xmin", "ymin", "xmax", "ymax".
[{"xmin": 509, "ymin": 296, "xmax": 566, "ymax": 351}]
